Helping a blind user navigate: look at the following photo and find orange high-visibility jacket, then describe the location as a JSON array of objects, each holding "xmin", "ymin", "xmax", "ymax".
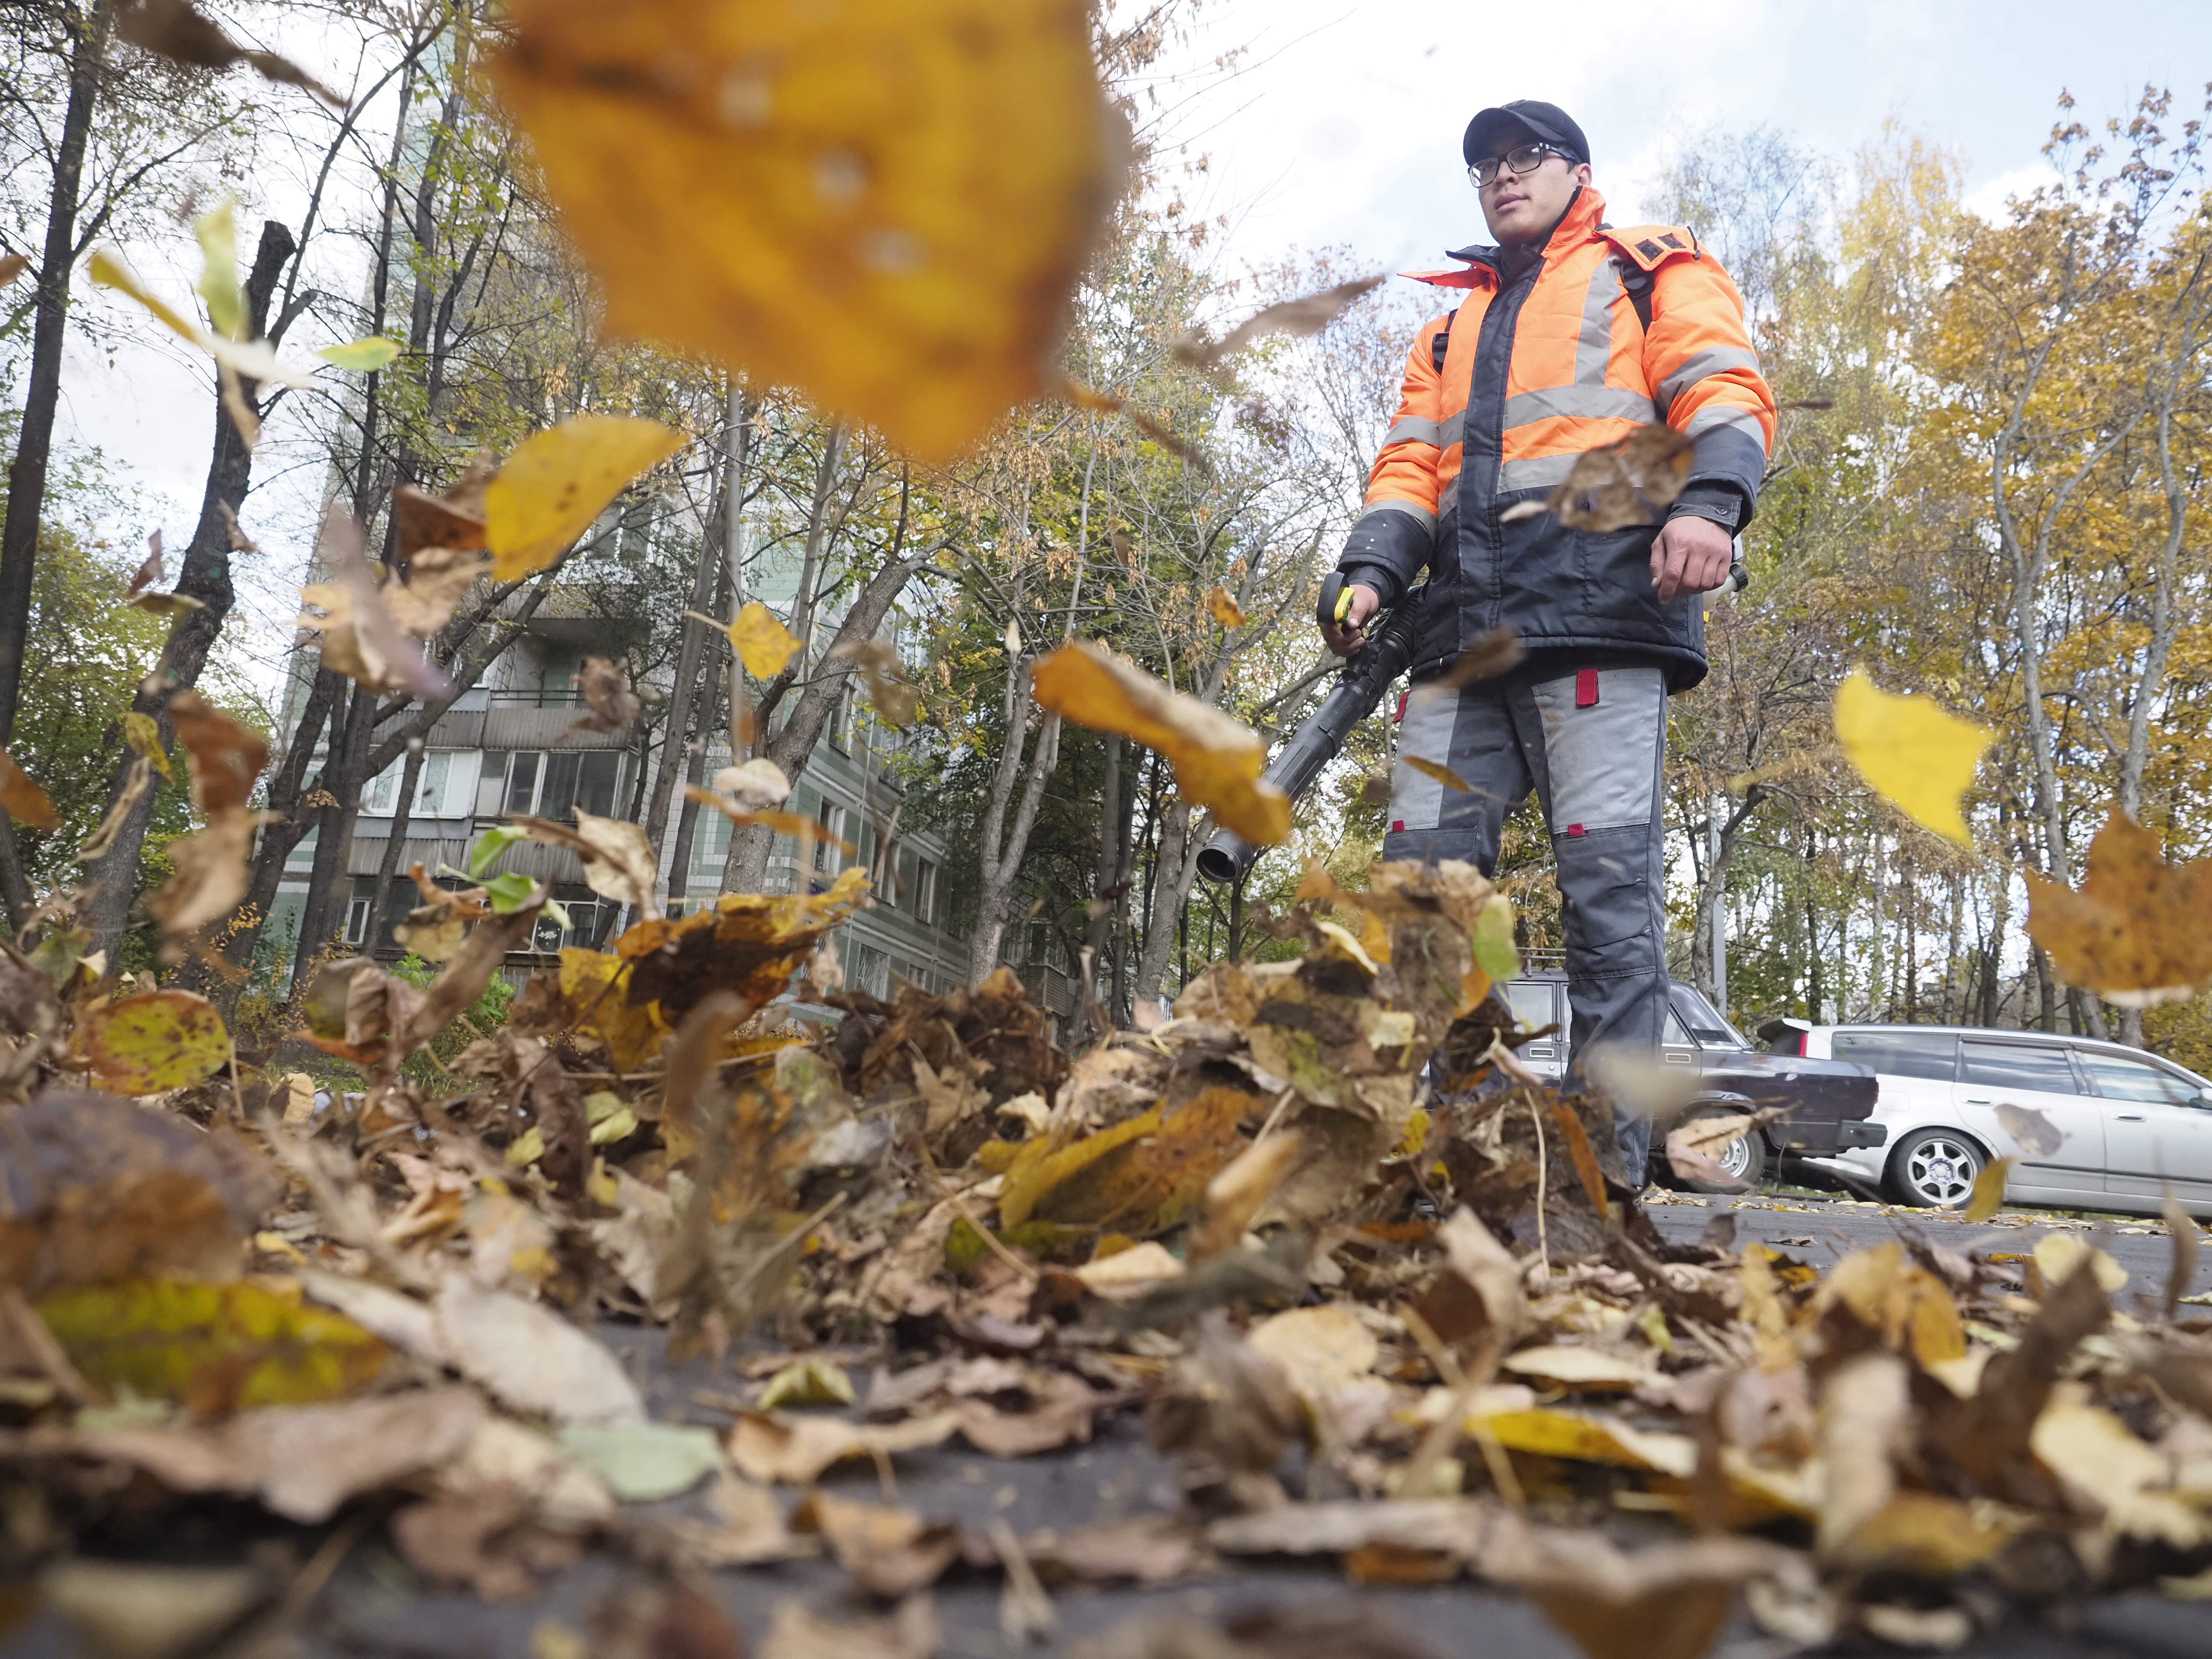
[{"xmin": 1336, "ymin": 186, "xmax": 1777, "ymax": 691}]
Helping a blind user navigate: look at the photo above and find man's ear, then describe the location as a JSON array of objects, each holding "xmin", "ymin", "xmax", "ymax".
[{"xmin": 1572, "ymin": 162, "xmax": 1593, "ymax": 187}]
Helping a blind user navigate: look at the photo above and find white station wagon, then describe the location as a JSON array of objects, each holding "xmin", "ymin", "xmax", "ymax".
[{"xmin": 1765, "ymin": 1022, "xmax": 2212, "ymax": 1217}]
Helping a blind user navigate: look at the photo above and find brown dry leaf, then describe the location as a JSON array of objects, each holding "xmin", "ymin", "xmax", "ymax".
[
  {"xmin": 1663, "ymin": 1107, "xmax": 1787, "ymax": 1192},
  {"xmin": 793, "ymin": 1491, "xmax": 962, "ymax": 1598},
  {"xmin": 1499, "ymin": 422, "xmax": 1696, "ymax": 531},
  {"xmin": 148, "ymin": 809, "xmax": 269, "ymax": 943},
  {"xmin": 1996, "ymin": 1102, "xmax": 2064, "ymax": 1158},
  {"xmin": 1926, "ymin": 1249, "xmax": 2109, "ymax": 1492},
  {"xmin": 392, "ymin": 864, "xmax": 490, "ymax": 963},
  {"xmin": 1246, "ymin": 1303, "xmax": 1379, "ymax": 1415},
  {"xmin": 75, "ymin": 1387, "xmax": 483, "ymax": 1523},
  {"xmin": 1205, "ymin": 586, "xmax": 1246, "ymax": 628},
  {"xmin": 516, "ymin": 809, "xmax": 662, "ymax": 921},
  {"xmin": 0, "ymin": 747, "xmax": 58, "ymax": 832},
  {"xmin": 394, "ymin": 896, "xmax": 547, "ymax": 1059},
  {"xmin": 167, "ymin": 690, "xmax": 267, "ymax": 816},
  {"xmin": 1173, "ymin": 275, "xmax": 1384, "ymax": 370},
  {"xmin": 2166, "ymin": 1187, "xmax": 2201, "ymax": 1319},
  {"xmin": 830, "ymin": 637, "xmax": 922, "ymax": 726},
  {"xmin": 727, "ymin": 1407, "xmax": 960, "ymax": 1485},
  {"xmin": 2026, "ymin": 809, "xmax": 2212, "ymax": 1004},
  {"xmin": 1057, "ymin": 376, "xmax": 1213, "ymax": 473},
  {"xmin": 434, "ymin": 1278, "xmax": 646, "ymax": 1425},
  {"xmin": 620, "ymin": 867, "xmax": 871, "ymax": 1021},
  {"xmin": 1400, "ymin": 753, "xmax": 1469, "ymax": 793},
  {"xmin": 1814, "ymin": 1353, "xmax": 1909, "ymax": 1556},
  {"xmin": 1032, "ymin": 641, "xmax": 1289, "ymax": 845},
  {"xmin": 116, "ymin": 0, "xmax": 343, "ymax": 102},
  {"xmin": 1436, "ymin": 626, "xmax": 1527, "ymax": 689},
  {"xmin": 760, "ymin": 1598, "xmax": 940, "ymax": 1659},
  {"xmin": 1146, "ymin": 1312, "xmax": 1303, "ymax": 1510},
  {"xmin": 0, "ymin": 1088, "xmax": 279, "ymax": 1292},
  {"xmin": 570, "ymin": 657, "xmax": 642, "ymax": 733},
  {"xmin": 1498, "ymin": 1531, "xmax": 1800, "ymax": 1659},
  {"xmin": 0, "ymin": 252, "xmax": 27, "ymax": 288},
  {"xmin": 1190, "ymin": 1130, "xmax": 1304, "ymax": 1261},
  {"xmin": 1409, "ymin": 1205, "xmax": 1531, "ymax": 1351},
  {"xmin": 490, "ymin": 0, "xmax": 1117, "ymax": 464},
  {"xmin": 1814, "ymin": 1242, "xmax": 1966, "ymax": 1368},
  {"xmin": 297, "ymin": 506, "xmax": 454, "ymax": 698}
]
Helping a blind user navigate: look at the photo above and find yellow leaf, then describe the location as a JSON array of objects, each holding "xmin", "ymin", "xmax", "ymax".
[
  {"xmin": 558, "ymin": 947, "xmax": 669, "ymax": 1072},
  {"xmin": 2026, "ymin": 809, "xmax": 2212, "ymax": 1004},
  {"xmin": 316, "ymin": 335, "xmax": 401, "ymax": 372},
  {"xmin": 1962, "ymin": 1155, "xmax": 2015, "ymax": 1222},
  {"xmin": 1205, "ymin": 586, "xmax": 1245, "ymax": 628},
  {"xmin": 79, "ymin": 990, "xmax": 231, "ymax": 1093},
  {"xmin": 122, "ymin": 710, "xmax": 172, "ymax": 780},
  {"xmin": 1400, "ymin": 754, "xmax": 1469, "ymax": 792},
  {"xmin": 1833, "ymin": 667, "xmax": 1992, "ymax": 847},
  {"xmin": 726, "ymin": 601, "xmax": 803, "ymax": 678},
  {"xmin": 0, "ymin": 745, "xmax": 58, "ymax": 831},
  {"xmin": 192, "ymin": 197, "xmax": 244, "ymax": 340},
  {"xmin": 2034, "ymin": 1231, "xmax": 2128, "ymax": 1293},
  {"xmin": 757, "ymin": 1355, "xmax": 855, "ymax": 1409},
  {"xmin": 1031, "ymin": 641, "xmax": 1289, "ymax": 846},
  {"xmin": 1248, "ymin": 1304, "xmax": 1378, "ymax": 1412},
  {"xmin": 999, "ymin": 1086, "xmax": 1254, "ymax": 1236},
  {"xmin": 487, "ymin": 0, "xmax": 1119, "ymax": 463},
  {"xmin": 38, "ymin": 1279, "xmax": 390, "ymax": 1414},
  {"xmin": 484, "ymin": 415, "xmax": 685, "ymax": 581}
]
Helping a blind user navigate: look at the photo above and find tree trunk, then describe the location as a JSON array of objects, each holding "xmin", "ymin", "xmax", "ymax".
[
  {"xmin": 291, "ymin": 685, "xmax": 376, "ymax": 987},
  {"xmin": 79, "ymin": 219, "xmax": 298, "ymax": 960},
  {"xmin": 0, "ymin": 0, "xmax": 115, "ymax": 923},
  {"xmin": 368, "ymin": 741, "xmax": 426, "ymax": 953},
  {"xmin": 1132, "ymin": 799, "xmax": 1208, "ymax": 1005},
  {"xmin": 965, "ymin": 653, "xmax": 1062, "ymax": 987},
  {"xmin": 1081, "ymin": 733, "xmax": 1122, "ymax": 1041}
]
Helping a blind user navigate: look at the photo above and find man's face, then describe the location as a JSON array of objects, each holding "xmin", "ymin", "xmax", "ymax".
[{"xmin": 1476, "ymin": 128, "xmax": 1593, "ymax": 245}]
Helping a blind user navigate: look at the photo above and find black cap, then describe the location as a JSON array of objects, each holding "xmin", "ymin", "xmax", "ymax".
[{"xmin": 1463, "ymin": 100, "xmax": 1589, "ymax": 168}]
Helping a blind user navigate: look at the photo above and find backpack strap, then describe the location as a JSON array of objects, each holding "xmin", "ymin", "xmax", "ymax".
[
  {"xmin": 1430, "ymin": 307, "xmax": 1458, "ymax": 375},
  {"xmin": 1599, "ymin": 225, "xmax": 1702, "ymax": 335}
]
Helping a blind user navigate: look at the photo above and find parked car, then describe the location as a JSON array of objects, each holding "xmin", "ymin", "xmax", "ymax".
[
  {"xmin": 1503, "ymin": 969, "xmax": 1883, "ymax": 1189},
  {"xmin": 1761, "ymin": 1021, "xmax": 2212, "ymax": 1218}
]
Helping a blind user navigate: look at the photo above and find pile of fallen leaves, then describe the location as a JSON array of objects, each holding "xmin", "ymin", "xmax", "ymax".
[{"xmin": 2, "ymin": 844, "xmax": 2210, "ymax": 1658}]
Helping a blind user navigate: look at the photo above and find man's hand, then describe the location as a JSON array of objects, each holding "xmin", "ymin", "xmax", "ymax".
[
  {"xmin": 1319, "ymin": 583, "xmax": 1380, "ymax": 657},
  {"xmin": 1651, "ymin": 515, "xmax": 1733, "ymax": 603}
]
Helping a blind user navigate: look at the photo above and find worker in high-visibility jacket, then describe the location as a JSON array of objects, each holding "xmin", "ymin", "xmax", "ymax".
[{"xmin": 1320, "ymin": 99, "xmax": 1777, "ymax": 1182}]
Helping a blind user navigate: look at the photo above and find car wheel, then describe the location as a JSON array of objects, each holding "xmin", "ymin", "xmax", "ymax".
[
  {"xmin": 1887, "ymin": 1128, "xmax": 1985, "ymax": 1209},
  {"xmin": 1671, "ymin": 1106, "xmax": 1768, "ymax": 1194}
]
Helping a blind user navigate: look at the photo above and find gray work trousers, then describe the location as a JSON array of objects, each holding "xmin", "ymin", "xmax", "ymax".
[{"xmin": 1381, "ymin": 664, "xmax": 1669, "ymax": 1182}]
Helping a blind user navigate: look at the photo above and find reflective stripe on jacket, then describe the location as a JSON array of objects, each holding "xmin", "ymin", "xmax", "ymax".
[{"xmin": 1337, "ymin": 186, "xmax": 1777, "ymax": 691}]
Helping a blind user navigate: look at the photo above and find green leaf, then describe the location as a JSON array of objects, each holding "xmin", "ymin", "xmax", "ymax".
[
  {"xmin": 192, "ymin": 198, "xmax": 244, "ymax": 341},
  {"xmin": 470, "ymin": 824, "xmax": 531, "ymax": 879},
  {"xmin": 482, "ymin": 870, "xmax": 539, "ymax": 913},
  {"xmin": 1473, "ymin": 894, "xmax": 1520, "ymax": 984},
  {"xmin": 317, "ymin": 335, "xmax": 401, "ymax": 372},
  {"xmin": 555, "ymin": 1421, "xmax": 726, "ymax": 1502},
  {"xmin": 79, "ymin": 990, "xmax": 230, "ymax": 1093}
]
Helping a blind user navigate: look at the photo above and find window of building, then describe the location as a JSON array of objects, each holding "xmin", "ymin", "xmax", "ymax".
[
  {"xmin": 362, "ymin": 760, "xmax": 402, "ymax": 816},
  {"xmin": 504, "ymin": 751, "xmax": 541, "ymax": 815},
  {"xmin": 828, "ymin": 688, "xmax": 853, "ymax": 754},
  {"xmin": 914, "ymin": 857, "xmax": 938, "ymax": 926},
  {"xmin": 501, "ymin": 750, "xmax": 622, "ymax": 821},
  {"xmin": 1832, "ymin": 1029, "xmax": 1960, "ymax": 1082},
  {"xmin": 814, "ymin": 797, "xmax": 842, "ymax": 873},
  {"xmin": 344, "ymin": 896, "xmax": 372, "ymax": 943},
  {"xmin": 476, "ymin": 752, "xmax": 509, "ymax": 817}
]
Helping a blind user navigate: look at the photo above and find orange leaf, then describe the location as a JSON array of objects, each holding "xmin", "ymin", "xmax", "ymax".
[
  {"xmin": 2026, "ymin": 809, "xmax": 2212, "ymax": 1004},
  {"xmin": 0, "ymin": 747, "xmax": 58, "ymax": 832}
]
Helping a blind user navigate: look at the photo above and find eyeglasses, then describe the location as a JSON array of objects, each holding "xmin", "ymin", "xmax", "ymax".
[{"xmin": 1468, "ymin": 142, "xmax": 1569, "ymax": 187}]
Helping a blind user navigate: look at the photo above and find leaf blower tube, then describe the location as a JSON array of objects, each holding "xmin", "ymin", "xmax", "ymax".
[{"xmin": 1196, "ymin": 572, "xmax": 1429, "ymax": 885}]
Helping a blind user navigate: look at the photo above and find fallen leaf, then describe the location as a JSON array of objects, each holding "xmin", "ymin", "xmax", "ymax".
[
  {"xmin": 1190, "ymin": 1130, "xmax": 1303, "ymax": 1262},
  {"xmin": 1071, "ymin": 1241, "xmax": 1185, "ymax": 1299},
  {"xmin": 517, "ymin": 809, "xmax": 661, "ymax": 921},
  {"xmin": 620, "ymin": 868, "xmax": 872, "ymax": 1021},
  {"xmin": 434, "ymin": 1278, "xmax": 646, "ymax": 1424},
  {"xmin": 122, "ymin": 709, "xmax": 172, "ymax": 780},
  {"xmin": 489, "ymin": 0, "xmax": 1118, "ymax": 463},
  {"xmin": 1499, "ymin": 422, "xmax": 1695, "ymax": 531},
  {"xmin": 2033, "ymin": 1231, "xmax": 2127, "ymax": 1293},
  {"xmin": 1146, "ymin": 1311, "xmax": 1302, "ymax": 1509},
  {"xmin": 1500, "ymin": 1345, "xmax": 1656, "ymax": 1389},
  {"xmin": 1173, "ymin": 275, "xmax": 1385, "ymax": 369},
  {"xmin": 1205, "ymin": 586, "xmax": 1246, "ymax": 628},
  {"xmin": 757, "ymin": 1354, "xmax": 855, "ymax": 1408},
  {"xmin": 1813, "ymin": 1352, "xmax": 1909, "ymax": 1556},
  {"xmin": 1833, "ymin": 668, "xmax": 1992, "ymax": 849},
  {"xmin": 555, "ymin": 1420, "xmax": 727, "ymax": 1501},
  {"xmin": 38, "ymin": 1278, "xmax": 390, "ymax": 1413},
  {"xmin": 317, "ymin": 335, "xmax": 400, "ymax": 371},
  {"xmin": 1031, "ymin": 641, "xmax": 1289, "ymax": 845},
  {"xmin": 116, "ymin": 0, "xmax": 343, "ymax": 102},
  {"xmin": 40, "ymin": 1560, "xmax": 273, "ymax": 1659},
  {"xmin": 76, "ymin": 1386, "xmax": 483, "ymax": 1522},
  {"xmin": 78, "ymin": 990, "xmax": 230, "ymax": 1093},
  {"xmin": 726, "ymin": 601, "xmax": 803, "ymax": 678},
  {"xmin": 1247, "ymin": 1304, "xmax": 1379, "ymax": 1411},
  {"xmin": 484, "ymin": 415, "xmax": 686, "ymax": 581},
  {"xmin": 2025, "ymin": 809, "xmax": 2212, "ymax": 1003},
  {"xmin": 1400, "ymin": 754, "xmax": 1469, "ymax": 792},
  {"xmin": 760, "ymin": 1597, "xmax": 940, "ymax": 1659},
  {"xmin": 794, "ymin": 1490, "xmax": 962, "ymax": 1598},
  {"xmin": 0, "ymin": 253, "xmax": 27, "ymax": 288},
  {"xmin": 2166, "ymin": 1187, "xmax": 2200, "ymax": 1320},
  {"xmin": 727, "ymin": 1407, "xmax": 960, "ymax": 1485},
  {"xmin": 0, "ymin": 747, "xmax": 58, "ymax": 832},
  {"xmin": 1962, "ymin": 1156, "xmax": 2016, "ymax": 1223}
]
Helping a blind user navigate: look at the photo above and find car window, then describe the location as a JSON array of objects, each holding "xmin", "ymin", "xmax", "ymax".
[
  {"xmin": 2079, "ymin": 1052, "xmax": 2197, "ymax": 1106},
  {"xmin": 1831, "ymin": 1029, "xmax": 1959, "ymax": 1081},
  {"xmin": 1663, "ymin": 1008, "xmax": 1693, "ymax": 1046},
  {"xmin": 1960, "ymin": 1040, "xmax": 2079, "ymax": 1094},
  {"xmin": 1505, "ymin": 981, "xmax": 1557, "ymax": 1032},
  {"xmin": 1671, "ymin": 985, "xmax": 1748, "ymax": 1048}
]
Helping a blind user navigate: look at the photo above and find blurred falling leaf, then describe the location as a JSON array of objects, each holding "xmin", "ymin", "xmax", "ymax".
[
  {"xmin": 79, "ymin": 990, "xmax": 230, "ymax": 1093},
  {"xmin": 829, "ymin": 637, "xmax": 921, "ymax": 725},
  {"xmin": 122, "ymin": 710, "xmax": 172, "ymax": 780},
  {"xmin": 1400, "ymin": 754, "xmax": 1468, "ymax": 792},
  {"xmin": 39, "ymin": 1560, "xmax": 274, "ymax": 1658},
  {"xmin": 484, "ymin": 415, "xmax": 685, "ymax": 582},
  {"xmin": 1000, "ymin": 1086, "xmax": 1254, "ymax": 1235},
  {"xmin": 468, "ymin": 823, "xmax": 531, "ymax": 879},
  {"xmin": 1004, "ymin": 615, "xmax": 1023, "ymax": 656},
  {"xmin": 1438, "ymin": 626, "xmax": 1526, "ymax": 688},
  {"xmin": 192, "ymin": 197, "xmax": 243, "ymax": 339},
  {"xmin": 434, "ymin": 1277, "xmax": 645, "ymax": 1424},
  {"xmin": 87, "ymin": 248, "xmax": 320, "ymax": 390},
  {"xmin": 1961, "ymin": 1157, "xmax": 2015, "ymax": 1223},
  {"xmin": 1057, "ymin": 376, "xmax": 1211, "ymax": 473},
  {"xmin": 1206, "ymin": 587, "xmax": 1246, "ymax": 628},
  {"xmin": 1173, "ymin": 275, "xmax": 1385, "ymax": 370},
  {"xmin": 620, "ymin": 867, "xmax": 872, "ymax": 1021},
  {"xmin": 1190, "ymin": 1130, "xmax": 1303, "ymax": 1261},
  {"xmin": 570, "ymin": 656, "xmax": 642, "ymax": 733},
  {"xmin": 170, "ymin": 690, "xmax": 271, "ymax": 812},
  {"xmin": 705, "ymin": 757, "xmax": 791, "ymax": 814},
  {"xmin": 515, "ymin": 809, "xmax": 662, "ymax": 921},
  {"xmin": 724, "ymin": 601, "xmax": 803, "ymax": 678},
  {"xmin": 116, "ymin": 0, "xmax": 343, "ymax": 102},
  {"xmin": 143, "ymin": 692, "xmax": 272, "ymax": 943},
  {"xmin": 1833, "ymin": 668, "xmax": 1992, "ymax": 848},
  {"xmin": 0, "ymin": 253, "xmax": 26, "ymax": 287},
  {"xmin": 317, "ymin": 335, "xmax": 400, "ymax": 371},
  {"xmin": 1032, "ymin": 641, "xmax": 1289, "ymax": 845},
  {"xmin": 2165, "ymin": 1187, "xmax": 2199, "ymax": 1319},
  {"xmin": 128, "ymin": 530, "xmax": 164, "ymax": 597},
  {"xmin": 489, "ymin": 0, "xmax": 1118, "ymax": 463},
  {"xmin": 39, "ymin": 1279, "xmax": 390, "ymax": 1413},
  {"xmin": 2025, "ymin": 809, "xmax": 2212, "ymax": 1004},
  {"xmin": 559, "ymin": 949, "xmax": 668, "ymax": 1072},
  {"xmin": 0, "ymin": 747, "xmax": 58, "ymax": 832},
  {"xmin": 1498, "ymin": 422, "xmax": 1694, "ymax": 530},
  {"xmin": 297, "ymin": 506, "xmax": 454, "ymax": 698}
]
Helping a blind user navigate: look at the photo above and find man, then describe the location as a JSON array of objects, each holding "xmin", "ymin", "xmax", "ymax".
[{"xmin": 1320, "ymin": 99, "xmax": 1775, "ymax": 1179}]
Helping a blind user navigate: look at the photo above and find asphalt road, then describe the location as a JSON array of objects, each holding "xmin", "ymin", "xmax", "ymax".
[{"xmin": 7, "ymin": 1187, "xmax": 2212, "ymax": 1659}]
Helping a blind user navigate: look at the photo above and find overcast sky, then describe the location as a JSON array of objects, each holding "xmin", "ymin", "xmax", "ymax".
[{"xmin": 37, "ymin": 0, "xmax": 2212, "ymax": 693}]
